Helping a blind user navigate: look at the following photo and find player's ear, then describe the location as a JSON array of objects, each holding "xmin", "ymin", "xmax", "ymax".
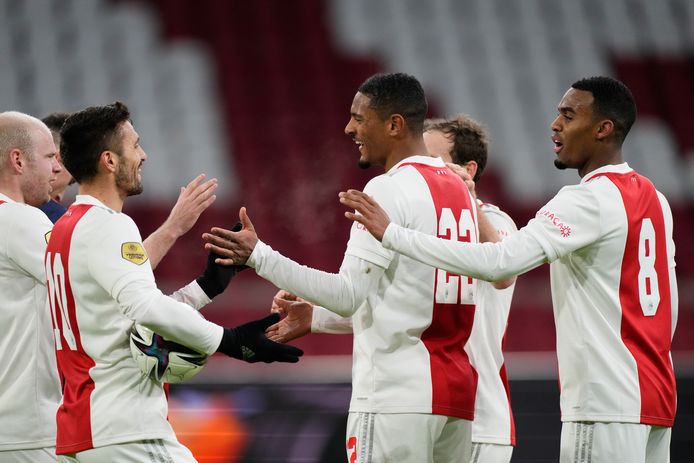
[
  {"xmin": 100, "ymin": 150, "xmax": 118, "ymax": 174},
  {"xmin": 388, "ymin": 114, "xmax": 405, "ymax": 135},
  {"xmin": 595, "ymin": 119, "xmax": 614, "ymax": 141},
  {"xmin": 464, "ymin": 160, "xmax": 478, "ymax": 179},
  {"xmin": 8, "ymin": 148, "xmax": 24, "ymax": 173}
]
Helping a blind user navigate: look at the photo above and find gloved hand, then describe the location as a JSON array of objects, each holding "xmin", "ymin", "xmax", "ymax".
[
  {"xmin": 217, "ymin": 313, "xmax": 304, "ymax": 363},
  {"xmin": 196, "ymin": 222, "xmax": 248, "ymax": 298}
]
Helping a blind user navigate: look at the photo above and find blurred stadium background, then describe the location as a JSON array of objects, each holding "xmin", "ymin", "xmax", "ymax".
[{"xmin": 2, "ymin": 0, "xmax": 693, "ymax": 461}]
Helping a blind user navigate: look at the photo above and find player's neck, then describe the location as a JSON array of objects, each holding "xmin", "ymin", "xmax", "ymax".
[
  {"xmin": 78, "ymin": 181, "xmax": 125, "ymax": 212},
  {"xmin": 579, "ymin": 149, "xmax": 624, "ymax": 178},
  {"xmin": 384, "ymin": 138, "xmax": 429, "ymax": 171},
  {"xmin": 0, "ymin": 177, "xmax": 25, "ymax": 204}
]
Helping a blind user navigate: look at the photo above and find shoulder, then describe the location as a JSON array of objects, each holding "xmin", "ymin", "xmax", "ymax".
[
  {"xmin": 4, "ymin": 202, "xmax": 54, "ymax": 229},
  {"xmin": 480, "ymin": 201, "xmax": 518, "ymax": 233},
  {"xmin": 363, "ymin": 173, "xmax": 398, "ymax": 196}
]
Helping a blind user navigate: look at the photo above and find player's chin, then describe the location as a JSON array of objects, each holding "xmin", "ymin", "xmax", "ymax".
[{"xmin": 358, "ymin": 157, "xmax": 371, "ymax": 170}]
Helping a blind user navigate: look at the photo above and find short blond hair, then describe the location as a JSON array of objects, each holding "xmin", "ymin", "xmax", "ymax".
[{"xmin": 0, "ymin": 111, "xmax": 45, "ymax": 165}]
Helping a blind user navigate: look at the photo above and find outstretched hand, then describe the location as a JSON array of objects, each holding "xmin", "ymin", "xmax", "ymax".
[
  {"xmin": 202, "ymin": 207, "xmax": 258, "ymax": 266},
  {"xmin": 196, "ymin": 222, "xmax": 248, "ymax": 299},
  {"xmin": 219, "ymin": 313, "xmax": 304, "ymax": 363},
  {"xmin": 266, "ymin": 290, "xmax": 313, "ymax": 343},
  {"xmin": 165, "ymin": 174, "xmax": 218, "ymax": 238},
  {"xmin": 338, "ymin": 190, "xmax": 391, "ymax": 242}
]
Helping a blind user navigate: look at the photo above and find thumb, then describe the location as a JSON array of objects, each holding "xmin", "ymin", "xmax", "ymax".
[
  {"xmin": 240, "ymin": 207, "xmax": 254, "ymax": 232},
  {"xmin": 273, "ymin": 297, "xmax": 294, "ymax": 313}
]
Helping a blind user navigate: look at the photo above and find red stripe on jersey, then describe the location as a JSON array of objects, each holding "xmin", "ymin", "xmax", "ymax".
[
  {"xmin": 403, "ymin": 163, "xmax": 478, "ymax": 420},
  {"xmin": 45, "ymin": 204, "xmax": 97, "ymax": 453},
  {"xmin": 499, "ymin": 329, "xmax": 516, "ymax": 445},
  {"xmin": 596, "ymin": 172, "xmax": 676, "ymax": 426}
]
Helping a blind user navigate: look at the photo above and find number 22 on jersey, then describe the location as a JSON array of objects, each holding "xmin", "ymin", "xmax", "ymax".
[{"xmin": 435, "ymin": 207, "xmax": 477, "ymax": 305}]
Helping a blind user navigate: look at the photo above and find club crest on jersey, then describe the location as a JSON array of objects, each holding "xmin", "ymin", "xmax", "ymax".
[
  {"xmin": 121, "ymin": 242, "xmax": 149, "ymax": 265},
  {"xmin": 44, "ymin": 231, "xmax": 52, "ymax": 244},
  {"xmin": 537, "ymin": 209, "xmax": 572, "ymax": 238}
]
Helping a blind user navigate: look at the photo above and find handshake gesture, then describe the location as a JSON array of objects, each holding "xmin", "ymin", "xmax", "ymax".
[{"xmin": 218, "ymin": 313, "xmax": 304, "ymax": 363}]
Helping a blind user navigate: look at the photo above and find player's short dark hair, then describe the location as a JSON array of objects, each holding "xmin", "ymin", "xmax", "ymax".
[
  {"xmin": 41, "ymin": 112, "xmax": 71, "ymax": 133},
  {"xmin": 359, "ymin": 73, "xmax": 428, "ymax": 133},
  {"xmin": 571, "ymin": 76, "xmax": 636, "ymax": 144},
  {"xmin": 424, "ymin": 114, "xmax": 489, "ymax": 182},
  {"xmin": 60, "ymin": 102, "xmax": 130, "ymax": 183},
  {"xmin": 41, "ymin": 112, "xmax": 71, "ymax": 148}
]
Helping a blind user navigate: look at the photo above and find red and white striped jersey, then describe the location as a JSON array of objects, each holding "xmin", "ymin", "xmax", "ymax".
[
  {"xmin": 467, "ymin": 202, "xmax": 517, "ymax": 445},
  {"xmin": 383, "ymin": 163, "xmax": 677, "ymax": 427},
  {"xmin": 344, "ymin": 156, "xmax": 479, "ymax": 419},
  {"xmin": 45, "ymin": 195, "xmax": 222, "ymax": 454},
  {"xmin": 0, "ymin": 194, "xmax": 61, "ymax": 451},
  {"xmin": 526, "ymin": 163, "xmax": 677, "ymax": 426}
]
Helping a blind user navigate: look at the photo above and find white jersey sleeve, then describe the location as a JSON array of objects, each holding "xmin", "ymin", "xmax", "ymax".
[
  {"xmin": 382, "ymin": 221, "xmax": 545, "ymax": 282},
  {"xmin": 7, "ymin": 205, "xmax": 53, "ymax": 282},
  {"xmin": 86, "ymin": 214, "xmax": 222, "ymax": 355},
  {"xmin": 344, "ymin": 175, "xmax": 403, "ymax": 268},
  {"xmin": 312, "ymin": 305, "xmax": 353, "ymax": 334},
  {"xmin": 522, "ymin": 185, "xmax": 602, "ymax": 262},
  {"xmin": 248, "ymin": 244, "xmax": 384, "ymax": 317},
  {"xmin": 169, "ymin": 280, "xmax": 211, "ymax": 311}
]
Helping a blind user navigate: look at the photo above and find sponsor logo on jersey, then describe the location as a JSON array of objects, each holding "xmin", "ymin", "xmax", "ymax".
[
  {"xmin": 121, "ymin": 242, "xmax": 149, "ymax": 265},
  {"xmin": 537, "ymin": 209, "xmax": 572, "ymax": 237}
]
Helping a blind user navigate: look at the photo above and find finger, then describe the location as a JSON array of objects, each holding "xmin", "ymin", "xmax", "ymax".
[
  {"xmin": 214, "ymin": 257, "xmax": 238, "ymax": 266},
  {"xmin": 270, "ymin": 302, "xmax": 286, "ymax": 315},
  {"xmin": 184, "ymin": 173, "xmax": 206, "ymax": 191},
  {"xmin": 196, "ymin": 195, "xmax": 217, "ymax": 211},
  {"xmin": 239, "ymin": 207, "xmax": 254, "ymax": 231},
  {"xmin": 344, "ymin": 211, "xmax": 369, "ymax": 227},
  {"xmin": 204, "ymin": 243, "xmax": 239, "ymax": 259},
  {"xmin": 192, "ymin": 179, "xmax": 218, "ymax": 199},
  {"xmin": 272, "ymin": 297, "xmax": 295, "ymax": 312},
  {"xmin": 207, "ymin": 227, "xmax": 236, "ymax": 240},
  {"xmin": 202, "ymin": 233, "xmax": 236, "ymax": 248},
  {"xmin": 265, "ymin": 322, "xmax": 282, "ymax": 336}
]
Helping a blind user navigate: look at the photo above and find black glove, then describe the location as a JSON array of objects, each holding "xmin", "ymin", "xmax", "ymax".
[
  {"xmin": 217, "ymin": 313, "xmax": 304, "ymax": 363},
  {"xmin": 196, "ymin": 222, "xmax": 249, "ymax": 299}
]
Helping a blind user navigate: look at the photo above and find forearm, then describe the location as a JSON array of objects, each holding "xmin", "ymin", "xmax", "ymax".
[
  {"xmin": 312, "ymin": 305, "xmax": 353, "ymax": 334},
  {"xmin": 248, "ymin": 241, "xmax": 381, "ymax": 317},
  {"xmin": 170, "ymin": 280, "xmax": 211, "ymax": 311},
  {"xmin": 117, "ymin": 280, "xmax": 223, "ymax": 355},
  {"xmin": 382, "ymin": 223, "xmax": 546, "ymax": 281},
  {"xmin": 477, "ymin": 208, "xmax": 516, "ymax": 289},
  {"xmin": 143, "ymin": 224, "xmax": 179, "ymax": 270}
]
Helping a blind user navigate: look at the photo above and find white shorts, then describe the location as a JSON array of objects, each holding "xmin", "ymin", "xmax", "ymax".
[
  {"xmin": 470, "ymin": 442, "xmax": 513, "ymax": 463},
  {"xmin": 346, "ymin": 412, "xmax": 472, "ymax": 463},
  {"xmin": 560, "ymin": 421, "xmax": 671, "ymax": 463},
  {"xmin": 57, "ymin": 438, "xmax": 197, "ymax": 463},
  {"xmin": 0, "ymin": 448, "xmax": 59, "ymax": 463}
]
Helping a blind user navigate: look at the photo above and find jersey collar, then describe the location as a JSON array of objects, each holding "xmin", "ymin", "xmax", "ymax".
[
  {"xmin": 581, "ymin": 162, "xmax": 632, "ymax": 184},
  {"xmin": 0, "ymin": 192, "xmax": 15, "ymax": 204},
  {"xmin": 388, "ymin": 155, "xmax": 445, "ymax": 174},
  {"xmin": 73, "ymin": 194, "xmax": 118, "ymax": 213}
]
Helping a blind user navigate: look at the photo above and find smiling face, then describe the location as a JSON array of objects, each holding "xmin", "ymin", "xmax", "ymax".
[
  {"xmin": 550, "ymin": 88, "xmax": 600, "ymax": 175},
  {"xmin": 344, "ymin": 92, "xmax": 391, "ymax": 169},
  {"xmin": 114, "ymin": 121, "xmax": 146, "ymax": 197}
]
